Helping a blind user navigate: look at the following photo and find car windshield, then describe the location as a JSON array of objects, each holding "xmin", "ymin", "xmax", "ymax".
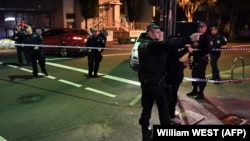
[{"xmin": 137, "ymin": 33, "xmax": 146, "ymax": 42}]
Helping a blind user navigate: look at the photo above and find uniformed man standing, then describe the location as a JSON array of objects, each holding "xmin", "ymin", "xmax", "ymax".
[
  {"xmin": 24, "ymin": 26, "xmax": 48, "ymax": 78},
  {"xmin": 86, "ymin": 28, "xmax": 105, "ymax": 78},
  {"xmin": 186, "ymin": 22, "xmax": 212, "ymax": 100},
  {"xmin": 209, "ymin": 26, "xmax": 227, "ymax": 83},
  {"xmin": 12, "ymin": 24, "xmax": 30, "ymax": 65},
  {"xmin": 138, "ymin": 24, "xmax": 199, "ymax": 141}
]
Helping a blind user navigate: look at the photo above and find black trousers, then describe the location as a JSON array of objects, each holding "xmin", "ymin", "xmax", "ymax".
[
  {"xmin": 16, "ymin": 46, "xmax": 30, "ymax": 64},
  {"xmin": 139, "ymin": 77, "xmax": 171, "ymax": 127},
  {"xmin": 168, "ymin": 83, "xmax": 180, "ymax": 118},
  {"xmin": 210, "ymin": 53, "xmax": 221, "ymax": 80},
  {"xmin": 87, "ymin": 52, "xmax": 103, "ymax": 76},
  {"xmin": 29, "ymin": 50, "xmax": 47, "ymax": 76},
  {"xmin": 191, "ymin": 59, "xmax": 208, "ymax": 93}
]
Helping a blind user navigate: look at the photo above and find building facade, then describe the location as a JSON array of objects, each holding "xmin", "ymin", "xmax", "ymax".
[{"xmin": 0, "ymin": 0, "xmax": 152, "ymax": 38}]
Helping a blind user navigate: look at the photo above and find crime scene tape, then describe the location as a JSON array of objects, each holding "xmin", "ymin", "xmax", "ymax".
[
  {"xmin": 1, "ymin": 40, "xmax": 250, "ymax": 83},
  {"xmin": 1, "ymin": 40, "xmax": 250, "ymax": 51},
  {"xmin": 183, "ymin": 77, "xmax": 250, "ymax": 83}
]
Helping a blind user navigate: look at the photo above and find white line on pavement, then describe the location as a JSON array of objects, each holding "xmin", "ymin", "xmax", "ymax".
[
  {"xmin": 46, "ymin": 62, "xmax": 140, "ymax": 86},
  {"xmin": 20, "ymin": 67, "xmax": 33, "ymax": 73},
  {"xmin": 46, "ymin": 58, "xmax": 73, "ymax": 61},
  {"xmin": 58, "ymin": 79, "xmax": 82, "ymax": 88},
  {"xmin": 85, "ymin": 87, "xmax": 116, "ymax": 98},
  {"xmin": 103, "ymin": 53, "xmax": 131, "ymax": 57},
  {"xmin": 7, "ymin": 65, "xmax": 19, "ymax": 68}
]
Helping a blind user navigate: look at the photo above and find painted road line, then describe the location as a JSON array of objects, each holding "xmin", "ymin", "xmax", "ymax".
[
  {"xmin": 46, "ymin": 58, "xmax": 73, "ymax": 61},
  {"xmin": 58, "ymin": 79, "xmax": 82, "ymax": 88},
  {"xmin": 85, "ymin": 87, "xmax": 116, "ymax": 98},
  {"xmin": 103, "ymin": 75, "xmax": 140, "ymax": 86},
  {"xmin": 46, "ymin": 62, "xmax": 140, "ymax": 86},
  {"xmin": 46, "ymin": 62, "xmax": 88, "ymax": 73},
  {"xmin": 7, "ymin": 65, "xmax": 19, "ymax": 68},
  {"xmin": 129, "ymin": 94, "xmax": 141, "ymax": 106},
  {"xmin": 103, "ymin": 53, "xmax": 131, "ymax": 57},
  {"xmin": 19, "ymin": 68, "xmax": 33, "ymax": 73}
]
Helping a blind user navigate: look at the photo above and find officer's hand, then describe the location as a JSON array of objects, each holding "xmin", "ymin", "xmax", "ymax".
[
  {"xmin": 190, "ymin": 33, "xmax": 201, "ymax": 42},
  {"xmin": 34, "ymin": 46, "xmax": 39, "ymax": 50},
  {"xmin": 193, "ymin": 42, "xmax": 199, "ymax": 47},
  {"xmin": 88, "ymin": 49, "xmax": 92, "ymax": 52},
  {"xmin": 98, "ymin": 48, "xmax": 102, "ymax": 52},
  {"xmin": 187, "ymin": 46, "xmax": 193, "ymax": 53}
]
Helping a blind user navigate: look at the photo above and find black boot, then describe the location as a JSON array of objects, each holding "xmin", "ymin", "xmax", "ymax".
[
  {"xmin": 186, "ymin": 86, "xmax": 197, "ymax": 96},
  {"xmin": 194, "ymin": 92, "xmax": 204, "ymax": 100},
  {"xmin": 142, "ymin": 126, "xmax": 152, "ymax": 141}
]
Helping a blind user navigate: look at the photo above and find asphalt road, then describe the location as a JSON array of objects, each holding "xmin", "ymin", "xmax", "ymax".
[{"xmin": 0, "ymin": 43, "xmax": 250, "ymax": 141}]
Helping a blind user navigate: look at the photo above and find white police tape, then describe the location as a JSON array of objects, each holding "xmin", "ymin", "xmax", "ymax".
[
  {"xmin": 1, "ymin": 42, "xmax": 250, "ymax": 51},
  {"xmin": 0, "ymin": 42, "xmax": 132, "ymax": 51},
  {"xmin": 183, "ymin": 77, "xmax": 250, "ymax": 83},
  {"xmin": 1, "ymin": 41, "xmax": 250, "ymax": 83}
]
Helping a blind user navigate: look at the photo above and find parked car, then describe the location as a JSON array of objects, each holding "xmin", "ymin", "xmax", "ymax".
[
  {"xmin": 129, "ymin": 21, "xmax": 198, "ymax": 71},
  {"xmin": 42, "ymin": 28, "xmax": 90, "ymax": 57},
  {"xmin": 129, "ymin": 30, "xmax": 146, "ymax": 71}
]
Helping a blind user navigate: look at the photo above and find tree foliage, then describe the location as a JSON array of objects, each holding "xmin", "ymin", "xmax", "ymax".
[
  {"xmin": 177, "ymin": 0, "xmax": 217, "ymax": 22},
  {"xmin": 79, "ymin": 0, "xmax": 99, "ymax": 29},
  {"xmin": 125, "ymin": 0, "xmax": 142, "ymax": 22}
]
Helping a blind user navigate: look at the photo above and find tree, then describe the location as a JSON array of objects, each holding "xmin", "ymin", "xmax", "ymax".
[
  {"xmin": 79, "ymin": 0, "xmax": 99, "ymax": 29},
  {"xmin": 125, "ymin": 0, "xmax": 142, "ymax": 29},
  {"xmin": 177, "ymin": 0, "xmax": 217, "ymax": 22},
  {"xmin": 215, "ymin": 0, "xmax": 250, "ymax": 40}
]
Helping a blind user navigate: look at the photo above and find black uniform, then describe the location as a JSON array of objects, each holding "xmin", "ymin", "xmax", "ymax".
[
  {"xmin": 210, "ymin": 33, "xmax": 227, "ymax": 81},
  {"xmin": 98, "ymin": 29, "xmax": 108, "ymax": 47},
  {"xmin": 12, "ymin": 28, "xmax": 30, "ymax": 65},
  {"xmin": 24, "ymin": 32, "xmax": 47, "ymax": 77},
  {"xmin": 187, "ymin": 32, "xmax": 212, "ymax": 99},
  {"xmin": 86, "ymin": 35, "xmax": 105, "ymax": 77},
  {"xmin": 165, "ymin": 41, "xmax": 189, "ymax": 119},
  {"xmin": 138, "ymin": 36, "xmax": 191, "ymax": 140}
]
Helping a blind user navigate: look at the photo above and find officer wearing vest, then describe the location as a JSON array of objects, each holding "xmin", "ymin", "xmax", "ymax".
[
  {"xmin": 138, "ymin": 23, "xmax": 199, "ymax": 141},
  {"xmin": 86, "ymin": 27, "xmax": 105, "ymax": 78},
  {"xmin": 186, "ymin": 22, "xmax": 212, "ymax": 100},
  {"xmin": 12, "ymin": 24, "xmax": 30, "ymax": 65},
  {"xmin": 209, "ymin": 26, "xmax": 227, "ymax": 83},
  {"xmin": 24, "ymin": 26, "xmax": 48, "ymax": 78}
]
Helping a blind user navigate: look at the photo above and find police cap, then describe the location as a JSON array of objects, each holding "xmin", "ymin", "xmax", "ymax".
[
  {"xmin": 210, "ymin": 26, "xmax": 218, "ymax": 30},
  {"xmin": 146, "ymin": 23, "xmax": 160, "ymax": 32},
  {"xmin": 198, "ymin": 22, "xmax": 207, "ymax": 27}
]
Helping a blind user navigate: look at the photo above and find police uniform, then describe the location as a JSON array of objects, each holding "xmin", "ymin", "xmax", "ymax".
[
  {"xmin": 187, "ymin": 22, "xmax": 212, "ymax": 100},
  {"xmin": 138, "ymin": 24, "xmax": 193, "ymax": 141},
  {"xmin": 86, "ymin": 28, "xmax": 105, "ymax": 78},
  {"xmin": 24, "ymin": 27, "xmax": 47, "ymax": 78},
  {"xmin": 209, "ymin": 26, "xmax": 227, "ymax": 82},
  {"xmin": 164, "ymin": 39, "xmax": 189, "ymax": 120},
  {"xmin": 12, "ymin": 24, "xmax": 30, "ymax": 65}
]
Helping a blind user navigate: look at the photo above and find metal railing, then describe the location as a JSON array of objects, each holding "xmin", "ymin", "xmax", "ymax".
[{"xmin": 231, "ymin": 56, "xmax": 245, "ymax": 79}]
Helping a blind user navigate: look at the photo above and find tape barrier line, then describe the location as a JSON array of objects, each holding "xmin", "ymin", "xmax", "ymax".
[
  {"xmin": 0, "ymin": 43, "xmax": 132, "ymax": 51},
  {"xmin": 183, "ymin": 77, "xmax": 250, "ymax": 83},
  {"xmin": 1, "ymin": 42, "xmax": 250, "ymax": 51}
]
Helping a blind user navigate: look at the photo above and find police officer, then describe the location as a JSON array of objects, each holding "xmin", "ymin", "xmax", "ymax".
[
  {"xmin": 24, "ymin": 26, "xmax": 48, "ymax": 78},
  {"xmin": 138, "ymin": 23, "xmax": 199, "ymax": 141},
  {"xmin": 86, "ymin": 27, "xmax": 105, "ymax": 78},
  {"xmin": 164, "ymin": 37, "xmax": 190, "ymax": 124},
  {"xmin": 186, "ymin": 22, "xmax": 212, "ymax": 100},
  {"xmin": 98, "ymin": 27, "xmax": 108, "ymax": 47},
  {"xmin": 209, "ymin": 26, "xmax": 227, "ymax": 83},
  {"xmin": 12, "ymin": 24, "xmax": 30, "ymax": 65}
]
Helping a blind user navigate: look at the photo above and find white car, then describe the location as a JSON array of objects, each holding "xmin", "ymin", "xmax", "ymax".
[{"xmin": 129, "ymin": 31, "xmax": 146, "ymax": 71}]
